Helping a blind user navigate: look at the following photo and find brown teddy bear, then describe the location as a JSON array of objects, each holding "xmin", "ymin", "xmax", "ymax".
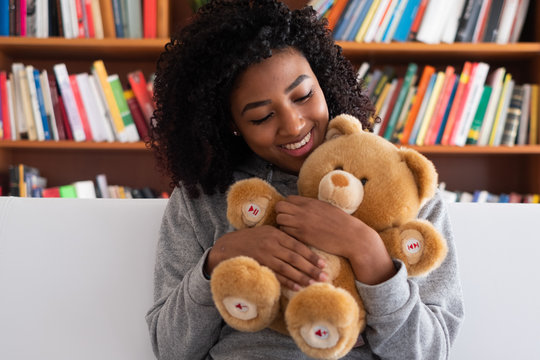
[{"xmin": 210, "ymin": 114, "xmax": 448, "ymax": 359}]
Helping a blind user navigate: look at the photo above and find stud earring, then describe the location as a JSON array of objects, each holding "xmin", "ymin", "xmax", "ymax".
[{"xmin": 233, "ymin": 130, "xmax": 240, "ymax": 136}]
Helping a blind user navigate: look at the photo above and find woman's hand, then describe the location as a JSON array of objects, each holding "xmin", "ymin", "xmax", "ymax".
[
  {"xmin": 275, "ymin": 195, "xmax": 396, "ymax": 285},
  {"xmin": 205, "ymin": 225, "xmax": 328, "ymax": 291}
]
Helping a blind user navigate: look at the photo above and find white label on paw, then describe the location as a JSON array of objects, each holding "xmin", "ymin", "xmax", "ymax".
[
  {"xmin": 247, "ymin": 204, "xmax": 260, "ymax": 217},
  {"xmin": 314, "ymin": 326, "xmax": 330, "ymax": 339},
  {"xmin": 405, "ymin": 239, "xmax": 421, "ymax": 253},
  {"xmin": 223, "ymin": 297, "xmax": 257, "ymax": 320}
]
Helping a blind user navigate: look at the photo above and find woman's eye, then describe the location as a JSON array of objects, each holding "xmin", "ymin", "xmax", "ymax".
[
  {"xmin": 251, "ymin": 113, "xmax": 273, "ymax": 125},
  {"xmin": 294, "ymin": 90, "xmax": 313, "ymax": 103}
]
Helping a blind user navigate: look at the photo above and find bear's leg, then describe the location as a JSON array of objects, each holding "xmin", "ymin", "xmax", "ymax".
[
  {"xmin": 210, "ymin": 256, "xmax": 281, "ymax": 332},
  {"xmin": 285, "ymin": 283, "xmax": 362, "ymax": 360}
]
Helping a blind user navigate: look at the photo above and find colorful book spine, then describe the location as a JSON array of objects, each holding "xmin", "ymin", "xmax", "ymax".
[
  {"xmin": 383, "ymin": 62, "xmax": 417, "ymax": 139},
  {"xmin": 500, "ymin": 85, "xmax": 524, "ymax": 146},
  {"xmin": 53, "ymin": 63, "xmax": 86, "ymax": 141},
  {"xmin": 33, "ymin": 68, "xmax": 52, "ymax": 140},
  {"xmin": 466, "ymin": 85, "xmax": 492, "ymax": 145},
  {"xmin": 108, "ymin": 74, "xmax": 139, "ymax": 142}
]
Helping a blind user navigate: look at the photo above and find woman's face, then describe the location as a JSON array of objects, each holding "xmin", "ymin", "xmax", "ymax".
[{"xmin": 230, "ymin": 48, "xmax": 329, "ymax": 174}]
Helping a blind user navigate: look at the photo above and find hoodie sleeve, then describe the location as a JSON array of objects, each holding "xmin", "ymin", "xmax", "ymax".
[{"xmin": 355, "ymin": 191, "xmax": 464, "ymax": 359}]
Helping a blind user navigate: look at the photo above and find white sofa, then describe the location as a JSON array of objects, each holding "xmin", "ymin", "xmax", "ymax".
[{"xmin": 0, "ymin": 197, "xmax": 539, "ymax": 359}]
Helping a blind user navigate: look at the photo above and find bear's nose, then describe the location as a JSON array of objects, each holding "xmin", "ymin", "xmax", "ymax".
[{"xmin": 331, "ymin": 173, "xmax": 349, "ymax": 187}]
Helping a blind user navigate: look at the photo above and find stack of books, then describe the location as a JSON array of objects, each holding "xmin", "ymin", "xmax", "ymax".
[
  {"xmin": 359, "ymin": 61, "xmax": 539, "ymax": 146},
  {"xmin": 0, "ymin": 61, "xmax": 155, "ymax": 142},
  {"xmin": 313, "ymin": 0, "xmax": 530, "ymax": 44},
  {"xmin": 439, "ymin": 183, "xmax": 540, "ymax": 204},
  {"xmin": 7, "ymin": 164, "xmax": 168, "ymax": 198},
  {"xmin": 0, "ymin": 0, "xmax": 169, "ymax": 39}
]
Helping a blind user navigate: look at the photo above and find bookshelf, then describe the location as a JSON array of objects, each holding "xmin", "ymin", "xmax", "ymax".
[{"xmin": 1, "ymin": 0, "xmax": 540, "ymax": 197}]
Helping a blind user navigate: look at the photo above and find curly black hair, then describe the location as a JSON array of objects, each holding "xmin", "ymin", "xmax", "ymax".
[{"xmin": 150, "ymin": 0, "xmax": 374, "ymax": 198}]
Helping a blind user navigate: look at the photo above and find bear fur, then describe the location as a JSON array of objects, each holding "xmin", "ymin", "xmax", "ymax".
[{"xmin": 210, "ymin": 114, "xmax": 448, "ymax": 359}]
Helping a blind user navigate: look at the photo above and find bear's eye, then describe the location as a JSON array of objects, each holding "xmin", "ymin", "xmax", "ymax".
[
  {"xmin": 334, "ymin": 166, "xmax": 343, "ymax": 171},
  {"xmin": 361, "ymin": 178, "xmax": 368, "ymax": 185}
]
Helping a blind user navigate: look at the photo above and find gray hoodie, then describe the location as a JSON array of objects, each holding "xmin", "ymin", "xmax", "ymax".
[{"xmin": 146, "ymin": 155, "xmax": 464, "ymax": 359}]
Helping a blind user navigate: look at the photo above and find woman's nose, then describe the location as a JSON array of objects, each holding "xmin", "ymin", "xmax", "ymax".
[{"xmin": 278, "ymin": 109, "xmax": 305, "ymax": 136}]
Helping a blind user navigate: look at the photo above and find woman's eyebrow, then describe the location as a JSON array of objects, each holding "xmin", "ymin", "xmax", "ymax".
[{"xmin": 285, "ymin": 74, "xmax": 309, "ymax": 94}]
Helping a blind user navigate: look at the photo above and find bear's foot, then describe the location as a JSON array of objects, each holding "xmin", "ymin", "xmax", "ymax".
[
  {"xmin": 285, "ymin": 283, "xmax": 363, "ymax": 360},
  {"xmin": 210, "ymin": 256, "xmax": 280, "ymax": 332}
]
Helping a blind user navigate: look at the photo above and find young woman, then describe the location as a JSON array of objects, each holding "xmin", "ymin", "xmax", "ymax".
[{"xmin": 146, "ymin": 1, "xmax": 464, "ymax": 359}]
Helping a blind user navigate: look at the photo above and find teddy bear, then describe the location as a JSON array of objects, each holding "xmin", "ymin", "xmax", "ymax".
[{"xmin": 210, "ymin": 114, "xmax": 448, "ymax": 359}]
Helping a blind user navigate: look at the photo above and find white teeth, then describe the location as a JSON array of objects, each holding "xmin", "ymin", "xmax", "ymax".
[{"xmin": 282, "ymin": 132, "xmax": 311, "ymax": 150}]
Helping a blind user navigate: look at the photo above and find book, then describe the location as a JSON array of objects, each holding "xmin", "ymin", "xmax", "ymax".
[
  {"xmin": 87, "ymin": 73, "xmax": 115, "ymax": 142},
  {"xmin": 47, "ymin": 72, "xmax": 67, "ymax": 140},
  {"xmin": 340, "ymin": 0, "xmax": 369, "ymax": 41},
  {"xmin": 415, "ymin": 70, "xmax": 446, "ymax": 145},
  {"xmin": 423, "ymin": 70, "xmax": 458, "ymax": 146},
  {"xmin": 333, "ymin": 0, "xmax": 363, "ymax": 40},
  {"xmin": 407, "ymin": 0, "xmax": 429, "ymax": 41},
  {"xmin": 416, "ymin": 1, "xmax": 454, "ymax": 44},
  {"xmin": 108, "ymin": 74, "xmax": 139, "ymax": 142},
  {"xmin": 59, "ymin": 184, "xmax": 77, "ymax": 198},
  {"xmin": 516, "ymin": 83, "xmax": 531, "ymax": 145},
  {"xmin": 455, "ymin": 0, "xmax": 482, "ymax": 43},
  {"xmin": 82, "ymin": 0, "xmax": 95, "ymax": 38},
  {"xmin": 143, "ymin": 0, "xmax": 156, "ymax": 38},
  {"xmin": 453, "ymin": 62, "xmax": 490, "ymax": 146},
  {"xmin": 500, "ymin": 85, "xmax": 524, "ymax": 146},
  {"xmin": 381, "ymin": 0, "xmax": 406, "ymax": 43},
  {"xmin": 363, "ymin": 0, "xmax": 391, "ymax": 43},
  {"xmin": 17, "ymin": 66, "xmax": 38, "ymax": 140},
  {"xmin": 327, "ymin": 0, "xmax": 350, "ymax": 31},
  {"xmin": 400, "ymin": 64, "xmax": 435, "ymax": 144},
  {"xmin": 392, "ymin": 0, "xmax": 421, "ymax": 42},
  {"xmin": 380, "ymin": 76, "xmax": 403, "ymax": 137},
  {"xmin": 435, "ymin": 79, "xmax": 459, "ymax": 144},
  {"xmin": 471, "ymin": 0, "xmax": 492, "ymax": 42},
  {"xmin": 95, "ymin": 173, "xmax": 110, "ymax": 198},
  {"xmin": 39, "ymin": 70, "xmax": 59, "ymax": 141},
  {"xmin": 7, "ymin": 74, "xmax": 19, "ymax": 140},
  {"xmin": 69, "ymin": 74, "xmax": 93, "ymax": 140},
  {"xmin": 371, "ymin": 65, "xmax": 395, "ymax": 104},
  {"xmin": 76, "ymin": 72, "xmax": 112, "ymax": 142},
  {"xmin": 440, "ymin": 61, "xmax": 473, "ymax": 145},
  {"xmin": 509, "ymin": 0, "xmax": 530, "ymax": 43},
  {"xmin": 111, "ymin": 0, "xmax": 123, "ymax": 37},
  {"xmin": 374, "ymin": 0, "xmax": 399, "ymax": 42},
  {"xmin": 354, "ymin": 0, "xmax": 381, "ymax": 43},
  {"xmin": 408, "ymin": 72, "xmax": 437, "ymax": 144},
  {"xmin": 32, "ymin": 67, "xmax": 52, "ymax": 140},
  {"xmin": 489, "ymin": 74, "xmax": 514, "ymax": 146},
  {"xmin": 482, "ymin": 0, "xmax": 505, "ymax": 42},
  {"xmin": 0, "ymin": 71, "xmax": 9, "ymax": 139},
  {"xmin": 25, "ymin": 65, "xmax": 46, "ymax": 141},
  {"xmin": 10, "ymin": 63, "xmax": 27, "ymax": 138},
  {"xmin": 98, "ymin": 0, "xmax": 115, "ymax": 37},
  {"xmin": 477, "ymin": 67, "xmax": 506, "ymax": 146},
  {"xmin": 373, "ymin": 78, "xmax": 398, "ymax": 135},
  {"xmin": 91, "ymin": 0, "xmax": 104, "ymax": 38},
  {"xmin": 529, "ymin": 84, "xmax": 538, "ymax": 145},
  {"xmin": 124, "ymin": 89, "xmax": 148, "ymax": 140},
  {"xmin": 53, "ymin": 63, "xmax": 86, "ymax": 141},
  {"xmin": 74, "ymin": 180, "xmax": 97, "ymax": 198},
  {"xmin": 383, "ymin": 62, "xmax": 417, "ymax": 139},
  {"xmin": 390, "ymin": 85, "xmax": 416, "ymax": 142},
  {"xmin": 127, "ymin": 70, "xmax": 154, "ymax": 125},
  {"xmin": 496, "ymin": 0, "xmax": 520, "ymax": 44},
  {"xmin": 124, "ymin": 0, "xmax": 142, "ymax": 38},
  {"xmin": 91, "ymin": 59, "xmax": 127, "ymax": 141},
  {"xmin": 466, "ymin": 85, "xmax": 492, "ymax": 145}
]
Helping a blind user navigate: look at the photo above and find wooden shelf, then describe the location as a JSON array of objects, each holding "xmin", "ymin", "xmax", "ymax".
[
  {"xmin": 0, "ymin": 37, "xmax": 169, "ymax": 61},
  {"xmin": 0, "ymin": 140, "xmax": 150, "ymax": 151}
]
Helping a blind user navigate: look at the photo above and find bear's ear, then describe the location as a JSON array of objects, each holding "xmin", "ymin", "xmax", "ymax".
[
  {"xmin": 400, "ymin": 147, "xmax": 438, "ymax": 201},
  {"xmin": 325, "ymin": 114, "xmax": 364, "ymax": 140}
]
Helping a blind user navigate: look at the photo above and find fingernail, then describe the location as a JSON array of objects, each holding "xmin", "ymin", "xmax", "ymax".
[
  {"xmin": 293, "ymin": 283, "xmax": 302, "ymax": 291},
  {"xmin": 317, "ymin": 259, "xmax": 326, "ymax": 268},
  {"xmin": 319, "ymin": 272, "xmax": 329, "ymax": 282},
  {"xmin": 309, "ymin": 279, "xmax": 316, "ymax": 286}
]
